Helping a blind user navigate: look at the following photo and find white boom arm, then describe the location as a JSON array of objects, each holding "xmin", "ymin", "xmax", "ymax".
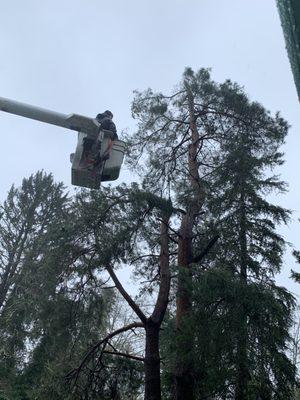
[{"xmin": 0, "ymin": 96, "xmax": 100, "ymax": 137}]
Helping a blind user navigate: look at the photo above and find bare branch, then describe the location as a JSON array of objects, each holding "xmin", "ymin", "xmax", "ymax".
[
  {"xmin": 66, "ymin": 322, "xmax": 144, "ymax": 383},
  {"xmin": 157, "ymin": 217, "xmax": 181, "ymax": 238},
  {"xmin": 137, "ymin": 90, "xmax": 186, "ymax": 102},
  {"xmin": 106, "ymin": 265, "xmax": 147, "ymax": 325},
  {"xmin": 103, "ymin": 350, "xmax": 145, "ymax": 362},
  {"xmin": 151, "ymin": 215, "xmax": 171, "ymax": 324},
  {"xmin": 129, "ymin": 254, "xmax": 160, "ymax": 264},
  {"xmin": 192, "ymin": 235, "xmax": 220, "ymax": 264}
]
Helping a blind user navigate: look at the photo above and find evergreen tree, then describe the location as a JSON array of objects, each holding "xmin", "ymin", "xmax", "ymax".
[
  {"xmin": 0, "ymin": 173, "xmax": 130, "ymax": 400},
  {"xmin": 127, "ymin": 68, "xmax": 296, "ymax": 399},
  {"xmin": 0, "ymin": 171, "xmax": 69, "ymax": 398},
  {"xmin": 189, "ymin": 85, "xmax": 296, "ymax": 399},
  {"xmin": 128, "ymin": 68, "xmax": 246, "ymax": 399}
]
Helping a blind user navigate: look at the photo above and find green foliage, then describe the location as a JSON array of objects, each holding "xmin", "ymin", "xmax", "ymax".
[
  {"xmin": 0, "ymin": 173, "xmax": 125, "ymax": 399},
  {"xmin": 127, "ymin": 67, "xmax": 296, "ymax": 398},
  {"xmin": 190, "ymin": 82, "xmax": 295, "ymax": 398},
  {"xmin": 127, "ymin": 68, "xmax": 230, "ymax": 196},
  {"xmin": 191, "ymin": 269, "xmax": 296, "ymax": 398},
  {"xmin": 203, "ymin": 102, "xmax": 290, "ymax": 278},
  {"xmin": 0, "ymin": 68, "xmax": 298, "ymax": 400}
]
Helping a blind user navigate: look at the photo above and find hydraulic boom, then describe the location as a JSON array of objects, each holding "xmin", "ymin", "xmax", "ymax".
[
  {"xmin": 0, "ymin": 96, "xmax": 125, "ymax": 189},
  {"xmin": 0, "ymin": 96, "xmax": 100, "ymax": 136}
]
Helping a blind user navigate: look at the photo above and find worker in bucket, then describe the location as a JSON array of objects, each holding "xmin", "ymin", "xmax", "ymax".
[
  {"xmin": 96, "ymin": 110, "xmax": 118, "ymax": 140},
  {"xmin": 78, "ymin": 110, "xmax": 118, "ymax": 168}
]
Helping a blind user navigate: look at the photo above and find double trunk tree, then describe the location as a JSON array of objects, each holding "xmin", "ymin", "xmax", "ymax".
[
  {"xmin": 128, "ymin": 68, "xmax": 246, "ymax": 398},
  {"xmin": 128, "ymin": 68, "xmax": 295, "ymax": 399},
  {"xmin": 175, "ymin": 81, "xmax": 205, "ymax": 399}
]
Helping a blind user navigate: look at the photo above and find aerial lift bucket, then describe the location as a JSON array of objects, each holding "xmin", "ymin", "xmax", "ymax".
[
  {"xmin": 0, "ymin": 96, "xmax": 125, "ymax": 189},
  {"xmin": 71, "ymin": 130, "xmax": 125, "ymax": 189}
]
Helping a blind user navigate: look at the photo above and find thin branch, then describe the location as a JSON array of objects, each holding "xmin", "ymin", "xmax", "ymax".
[
  {"xmin": 169, "ymin": 235, "xmax": 178, "ymax": 245},
  {"xmin": 192, "ymin": 235, "xmax": 220, "ymax": 264},
  {"xmin": 106, "ymin": 265, "xmax": 147, "ymax": 324},
  {"xmin": 129, "ymin": 254, "xmax": 160, "ymax": 264},
  {"xmin": 66, "ymin": 322, "xmax": 144, "ymax": 383},
  {"xmin": 103, "ymin": 350, "xmax": 145, "ymax": 362},
  {"xmin": 172, "ymin": 207, "xmax": 187, "ymax": 215},
  {"xmin": 157, "ymin": 217, "xmax": 181, "ymax": 238},
  {"xmin": 138, "ymin": 90, "xmax": 186, "ymax": 102}
]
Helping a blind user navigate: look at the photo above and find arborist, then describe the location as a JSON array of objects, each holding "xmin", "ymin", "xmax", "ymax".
[
  {"xmin": 81, "ymin": 110, "xmax": 118, "ymax": 168},
  {"xmin": 96, "ymin": 110, "xmax": 118, "ymax": 140}
]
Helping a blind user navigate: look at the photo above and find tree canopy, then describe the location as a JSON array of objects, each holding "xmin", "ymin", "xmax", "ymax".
[{"xmin": 0, "ymin": 68, "xmax": 298, "ymax": 400}]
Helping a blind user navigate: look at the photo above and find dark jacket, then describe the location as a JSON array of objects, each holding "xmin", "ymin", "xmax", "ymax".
[{"xmin": 96, "ymin": 114, "xmax": 118, "ymax": 140}]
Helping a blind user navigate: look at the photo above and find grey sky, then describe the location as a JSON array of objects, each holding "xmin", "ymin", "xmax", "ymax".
[{"xmin": 0, "ymin": 0, "xmax": 299, "ymax": 294}]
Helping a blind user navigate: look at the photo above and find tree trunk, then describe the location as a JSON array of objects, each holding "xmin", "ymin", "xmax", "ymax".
[
  {"xmin": 144, "ymin": 320, "xmax": 161, "ymax": 400},
  {"xmin": 175, "ymin": 84, "xmax": 205, "ymax": 400},
  {"xmin": 235, "ymin": 188, "xmax": 249, "ymax": 400},
  {"xmin": 235, "ymin": 316, "xmax": 248, "ymax": 400},
  {"xmin": 175, "ymin": 215, "xmax": 194, "ymax": 400},
  {"xmin": 144, "ymin": 214, "xmax": 170, "ymax": 400}
]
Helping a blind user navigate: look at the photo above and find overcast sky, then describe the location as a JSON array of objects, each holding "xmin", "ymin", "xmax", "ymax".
[{"xmin": 0, "ymin": 0, "xmax": 299, "ymax": 295}]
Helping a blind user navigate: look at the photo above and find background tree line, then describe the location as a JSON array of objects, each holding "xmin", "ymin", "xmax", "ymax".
[{"xmin": 0, "ymin": 68, "xmax": 299, "ymax": 400}]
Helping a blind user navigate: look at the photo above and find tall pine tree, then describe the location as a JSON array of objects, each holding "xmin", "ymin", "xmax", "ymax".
[{"xmin": 128, "ymin": 68, "xmax": 296, "ymax": 399}]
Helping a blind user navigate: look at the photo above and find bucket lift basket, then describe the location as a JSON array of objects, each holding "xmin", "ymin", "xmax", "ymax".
[
  {"xmin": 71, "ymin": 130, "xmax": 125, "ymax": 189},
  {"xmin": 0, "ymin": 96, "xmax": 125, "ymax": 189}
]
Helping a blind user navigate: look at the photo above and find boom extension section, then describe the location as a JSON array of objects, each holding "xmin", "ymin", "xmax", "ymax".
[{"xmin": 0, "ymin": 96, "xmax": 125, "ymax": 189}]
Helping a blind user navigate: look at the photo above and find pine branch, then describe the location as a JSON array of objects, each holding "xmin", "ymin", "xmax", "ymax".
[
  {"xmin": 137, "ymin": 90, "xmax": 186, "ymax": 102},
  {"xmin": 106, "ymin": 265, "xmax": 147, "ymax": 324},
  {"xmin": 103, "ymin": 350, "xmax": 144, "ymax": 362},
  {"xmin": 192, "ymin": 235, "xmax": 220, "ymax": 264},
  {"xmin": 157, "ymin": 217, "xmax": 181, "ymax": 237},
  {"xmin": 151, "ymin": 215, "xmax": 171, "ymax": 324},
  {"xmin": 66, "ymin": 322, "xmax": 144, "ymax": 383}
]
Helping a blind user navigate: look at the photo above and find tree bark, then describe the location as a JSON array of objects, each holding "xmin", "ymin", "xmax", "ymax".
[
  {"xmin": 235, "ymin": 316, "xmax": 248, "ymax": 400},
  {"xmin": 235, "ymin": 188, "xmax": 249, "ymax": 400},
  {"xmin": 175, "ymin": 84, "xmax": 205, "ymax": 400},
  {"xmin": 144, "ymin": 214, "xmax": 170, "ymax": 400},
  {"xmin": 144, "ymin": 320, "xmax": 161, "ymax": 400},
  {"xmin": 175, "ymin": 214, "xmax": 194, "ymax": 400}
]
